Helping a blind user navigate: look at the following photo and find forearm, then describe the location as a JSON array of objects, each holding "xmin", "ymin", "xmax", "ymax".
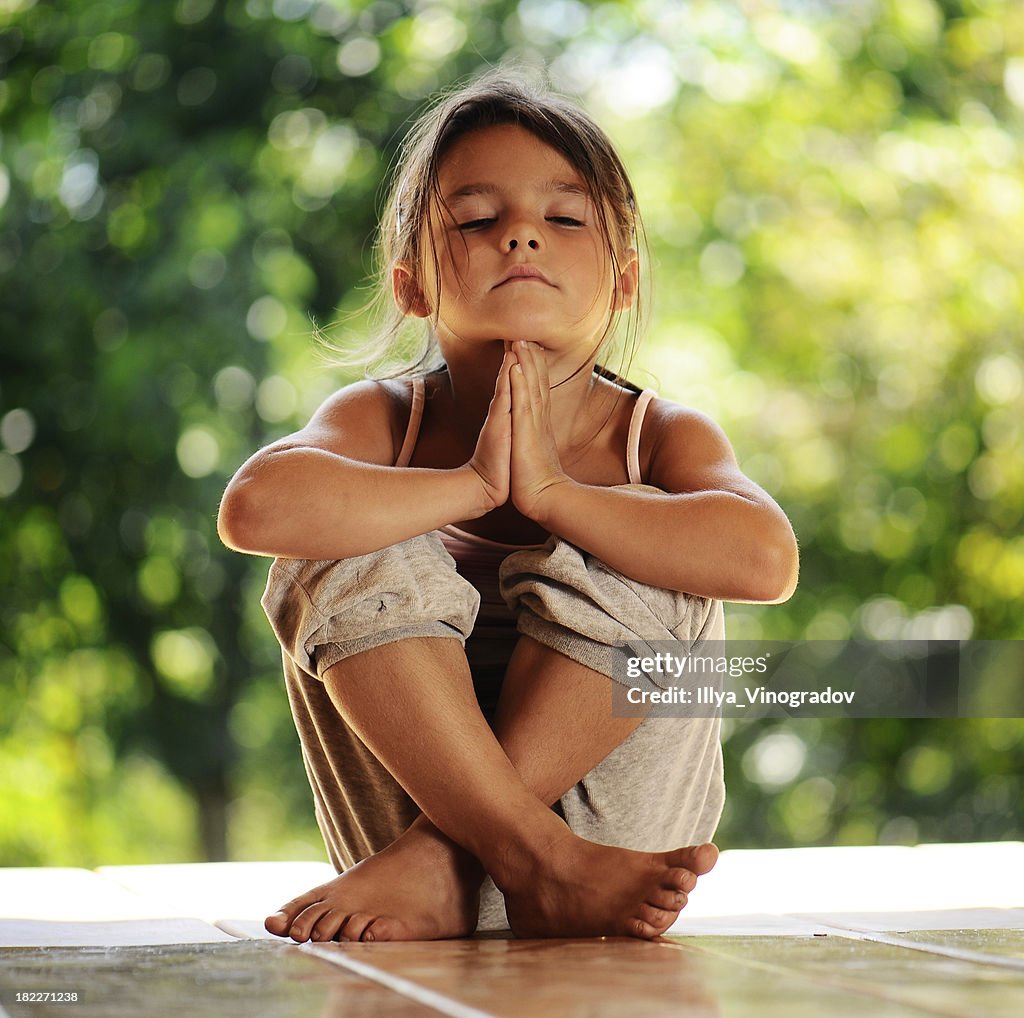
[
  {"xmin": 534, "ymin": 480, "xmax": 798, "ymax": 603},
  {"xmin": 218, "ymin": 448, "xmax": 488, "ymax": 559}
]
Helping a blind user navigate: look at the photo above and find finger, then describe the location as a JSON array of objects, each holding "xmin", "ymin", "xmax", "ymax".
[
  {"xmin": 495, "ymin": 349, "xmax": 514, "ymax": 402},
  {"xmin": 509, "ymin": 356, "xmax": 528, "ymax": 416},
  {"xmin": 528, "ymin": 340, "xmax": 551, "ymax": 393},
  {"xmin": 515, "ymin": 341, "xmax": 544, "ymax": 415},
  {"xmin": 527, "ymin": 343, "xmax": 551, "ymax": 415},
  {"xmin": 485, "ymin": 354, "xmax": 513, "ymax": 441},
  {"xmin": 511, "ymin": 359, "xmax": 541, "ymax": 445}
]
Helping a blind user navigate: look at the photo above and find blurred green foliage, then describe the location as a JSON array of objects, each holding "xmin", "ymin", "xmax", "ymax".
[{"xmin": 1, "ymin": 0, "xmax": 1021, "ymax": 866}]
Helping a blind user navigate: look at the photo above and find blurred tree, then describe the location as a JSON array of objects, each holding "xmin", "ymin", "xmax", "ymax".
[{"xmin": 0, "ymin": 0, "xmax": 1021, "ymax": 864}]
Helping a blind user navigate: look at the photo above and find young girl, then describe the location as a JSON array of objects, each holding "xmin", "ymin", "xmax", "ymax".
[{"xmin": 218, "ymin": 69, "xmax": 798, "ymax": 943}]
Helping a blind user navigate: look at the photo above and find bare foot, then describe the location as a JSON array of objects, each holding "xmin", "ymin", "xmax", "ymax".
[
  {"xmin": 265, "ymin": 819, "xmax": 483, "ymax": 943},
  {"xmin": 501, "ymin": 833, "xmax": 718, "ymax": 940}
]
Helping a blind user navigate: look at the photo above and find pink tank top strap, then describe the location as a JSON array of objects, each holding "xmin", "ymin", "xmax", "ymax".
[
  {"xmin": 394, "ymin": 376, "xmax": 425, "ymax": 467},
  {"xmin": 626, "ymin": 389, "xmax": 657, "ymax": 485},
  {"xmin": 398, "ymin": 376, "xmax": 655, "ymax": 481}
]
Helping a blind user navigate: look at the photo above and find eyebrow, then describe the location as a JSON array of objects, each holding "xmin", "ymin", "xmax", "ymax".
[{"xmin": 443, "ymin": 179, "xmax": 590, "ymax": 202}]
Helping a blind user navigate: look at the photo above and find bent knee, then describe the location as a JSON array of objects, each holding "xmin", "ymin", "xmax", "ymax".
[
  {"xmin": 498, "ymin": 536, "xmax": 721, "ymax": 680},
  {"xmin": 262, "ymin": 532, "xmax": 480, "ymax": 680}
]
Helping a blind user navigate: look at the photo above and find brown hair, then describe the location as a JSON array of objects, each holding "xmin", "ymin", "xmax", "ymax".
[{"xmin": 328, "ymin": 66, "xmax": 647, "ymax": 386}]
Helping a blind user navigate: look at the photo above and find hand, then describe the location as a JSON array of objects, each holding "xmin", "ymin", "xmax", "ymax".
[
  {"xmin": 508, "ymin": 340, "xmax": 571, "ymax": 521},
  {"xmin": 466, "ymin": 348, "xmax": 513, "ymax": 512}
]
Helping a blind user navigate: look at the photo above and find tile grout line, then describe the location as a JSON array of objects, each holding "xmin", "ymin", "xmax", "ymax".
[
  {"xmin": 659, "ymin": 939, "xmax": 970, "ymax": 1018},
  {"xmin": 810, "ymin": 922, "xmax": 1024, "ymax": 972},
  {"xmin": 299, "ymin": 943, "xmax": 500, "ymax": 1018}
]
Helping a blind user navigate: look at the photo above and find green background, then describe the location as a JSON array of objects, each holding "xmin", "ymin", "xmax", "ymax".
[{"xmin": 1, "ymin": 0, "xmax": 1021, "ymax": 867}]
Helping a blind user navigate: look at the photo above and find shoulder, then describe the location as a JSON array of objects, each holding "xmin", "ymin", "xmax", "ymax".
[
  {"xmin": 272, "ymin": 377, "xmax": 417, "ymax": 466},
  {"xmin": 640, "ymin": 396, "xmax": 744, "ymax": 492}
]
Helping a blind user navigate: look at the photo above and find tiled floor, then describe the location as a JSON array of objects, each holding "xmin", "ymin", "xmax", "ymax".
[{"xmin": 1, "ymin": 844, "xmax": 1022, "ymax": 1017}]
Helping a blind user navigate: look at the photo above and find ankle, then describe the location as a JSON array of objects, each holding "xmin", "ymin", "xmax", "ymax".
[
  {"xmin": 406, "ymin": 815, "xmax": 487, "ymax": 886},
  {"xmin": 484, "ymin": 813, "xmax": 573, "ymax": 894}
]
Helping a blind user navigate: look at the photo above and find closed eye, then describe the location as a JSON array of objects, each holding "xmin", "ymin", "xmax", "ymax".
[
  {"xmin": 547, "ymin": 216, "xmax": 585, "ymax": 227},
  {"xmin": 457, "ymin": 218, "xmax": 496, "ymax": 231}
]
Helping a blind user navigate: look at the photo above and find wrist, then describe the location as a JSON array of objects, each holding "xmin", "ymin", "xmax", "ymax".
[
  {"xmin": 454, "ymin": 462, "xmax": 502, "ymax": 519},
  {"xmin": 524, "ymin": 475, "xmax": 574, "ymax": 528}
]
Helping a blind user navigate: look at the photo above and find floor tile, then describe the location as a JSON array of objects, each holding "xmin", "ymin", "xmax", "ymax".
[{"xmin": 0, "ymin": 941, "xmax": 437, "ymax": 1018}]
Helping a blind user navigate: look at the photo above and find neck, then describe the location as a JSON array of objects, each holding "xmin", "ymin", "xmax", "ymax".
[{"xmin": 439, "ymin": 340, "xmax": 617, "ymax": 455}]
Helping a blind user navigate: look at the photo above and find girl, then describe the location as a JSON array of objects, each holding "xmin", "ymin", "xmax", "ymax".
[{"xmin": 218, "ymin": 69, "xmax": 798, "ymax": 943}]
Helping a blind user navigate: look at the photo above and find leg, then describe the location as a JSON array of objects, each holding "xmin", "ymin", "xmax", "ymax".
[
  {"xmin": 497, "ymin": 529, "xmax": 727, "ymax": 856},
  {"xmin": 274, "ymin": 632, "xmax": 707, "ymax": 942},
  {"xmin": 266, "ymin": 638, "xmax": 488, "ymax": 943},
  {"xmin": 280, "ymin": 661, "xmax": 420, "ymax": 872},
  {"xmin": 262, "ymin": 531, "xmax": 717, "ymax": 942},
  {"xmin": 260, "ymin": 537, "xmax": 486, "ymax": 942},
  {"xmin": 490, "ymin": 531, "xmax": 728, "ymax": 932},
  {"xmin": 491, "ymin": 634, "xmax": 719, "ymax": 938},
  {"xmin": 540, "ymin": 599, "xmax": 728, "ymax": 857}
]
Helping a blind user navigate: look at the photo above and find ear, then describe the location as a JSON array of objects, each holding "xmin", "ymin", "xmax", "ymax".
[
  {"xmin": 611, "ymin": 249, "xmax": 639, "ymax": 312},
  {"xmin": 392, "ymin": 264, "xmax": 430, "ymax": 318}
]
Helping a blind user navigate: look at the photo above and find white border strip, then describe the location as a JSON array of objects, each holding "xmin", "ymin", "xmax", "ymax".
[
  {"xmin": 300, "ymin": 943, "xmax": 498, "ymax": 1018},
  {"xmin": 817, "ymin": 923, "xmax": 1024, "ymax": 972}
]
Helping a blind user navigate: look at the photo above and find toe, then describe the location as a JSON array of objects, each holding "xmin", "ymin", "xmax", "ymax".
[
  {"xmin": 361, "ymin": 915, "xmax": 406, "ymax": 942},
  {"xmin": 690, "ymin": 843, "xmax": 719, "ymax": 875},
  {"xmin": 637, "ymin": 902, "xmax": 677, "ymax": 934},
  {"xmin": 310, "ymin": 911, "xmax": 345, "ymax": 942},
  {"xmin": 648, "ymin": 887, "xmax": 687, "ymax": 912},
  {"xmin": 360, "ymin": 916, "xmax": 383, "ymax": 942},
  {"xmin": 339, "ymin": 911, "xmax": 375, "ymax": 942},
  {"xmin": 265, "ymin": 910, "xmax": 291, "ymax": 936},
  {"xmin": 265, "ymin": 887, "xmax": 322, "ymax": 936},
  {"xmin": 665, "ymin": 867, "xmax": 697, "ymax": 894},
  {"xmin": 289, "ymin": 902, "xmax": 331, "ymax": 943},
  {"xmin": 624, "ymin": 916, "xmax": 662, "ymax": 940},
  {"xmin": 665, "ymin": 843, "xmax": 718, "ymax": 877}
]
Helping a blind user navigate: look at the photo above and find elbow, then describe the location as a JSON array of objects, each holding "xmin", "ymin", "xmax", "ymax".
[
  {"xmin": 747, "ymin": 528, "xmax": 799, "ymax": 604},
  {"xmin": 217, "ymin": 474, "xmax": 264, "ymax": 554}
]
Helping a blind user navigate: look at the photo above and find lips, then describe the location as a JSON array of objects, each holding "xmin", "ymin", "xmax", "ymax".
[{"xmin": 494, "ymin": 264, "xmax": 553, "ymax": 287}]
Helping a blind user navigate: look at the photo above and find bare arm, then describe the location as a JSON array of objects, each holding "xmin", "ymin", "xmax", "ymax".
[
  {"xmin": 217, "ymin": 377, "xmax": 506, "ymax": 560},
  {"xmin": 507, "ymin": 342, "xmax": 798, "ymax": 603},
  {"xmin": 533, "ymin": 405, "xmax": 798, "ymax": 602}
]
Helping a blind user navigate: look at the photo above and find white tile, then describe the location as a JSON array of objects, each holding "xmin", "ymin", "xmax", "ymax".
[
  {"xmin": 687, "ymin": 843, "xmax": 1024, "ymax": 916},
  {"xmin": 97, "ymin": 861, "xmax": 337, "ymax": 925},
  {"xmin": 0, "ymin": 868, "xmax": 191, "ymax": 922},
  {"xmin": 669, "ymin": 913, "xmax": 831, "ymax": 936},
  {"xmin": 795, "ymin": 907, "xmax": 1024, "ymax": 932},
  {"xmin": 0, "ymin": 918, "xmax": 235, "ymax": 947}
]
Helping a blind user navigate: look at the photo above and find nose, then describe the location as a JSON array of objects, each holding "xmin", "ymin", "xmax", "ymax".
[{"xmin": 502, "ymin": 215, "xmax": 541, "ymax": 252}]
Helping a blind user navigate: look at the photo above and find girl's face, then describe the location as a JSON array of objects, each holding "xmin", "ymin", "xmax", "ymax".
[{"xmin": 405, "ymin": 124, "xmax": 637, "ymax": 365}]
